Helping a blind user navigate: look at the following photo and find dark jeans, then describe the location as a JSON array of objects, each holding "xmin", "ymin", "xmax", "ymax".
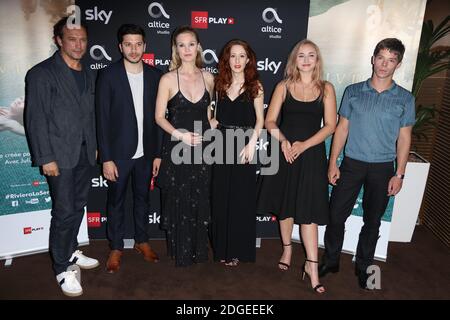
[
  {"xmin": 323, "ymin": 157, "xmax": 394, "ymax": 271},
  {"xmin": 47, "ymin": 144, "xmax": 93, "ymax": 275},
  {"xmin": 106, "ymin": 157, "xmax": 152, "ymax": 250}
]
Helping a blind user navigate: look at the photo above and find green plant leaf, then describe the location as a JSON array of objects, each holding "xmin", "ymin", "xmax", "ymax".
[{"xmin": 412, "ymin": 15, "xmax": 449, "ymax": 137}]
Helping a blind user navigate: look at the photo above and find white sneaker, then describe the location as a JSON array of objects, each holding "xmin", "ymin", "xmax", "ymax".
[
  {"xmin": 70, "ymin": 250, "xmax": 100, "ymax": 269},
  {"xmin": 56, "ymin": 270, "xmax": 83, "ymax": 297}
]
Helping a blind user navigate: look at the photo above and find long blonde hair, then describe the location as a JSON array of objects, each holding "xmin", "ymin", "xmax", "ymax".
[
  {"xmin": 169, "ymin": 26, "xmax": 204, "ymax": 71},
  {"xmin": 284, "ymin": 39, "xmax": 325, "ymax": 98}
]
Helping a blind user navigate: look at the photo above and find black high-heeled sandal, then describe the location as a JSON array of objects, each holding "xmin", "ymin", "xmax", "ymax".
[
  {"xmin": 302, "ymin": 259, "xmax": 325, "ymax": 293},
  {"xmin": 225, "ymin": 258, "xmax": 239, "ymax": 267},
  {"xmin": 278, "ymin": 243, "xmax": 292, "ymax": 271}
]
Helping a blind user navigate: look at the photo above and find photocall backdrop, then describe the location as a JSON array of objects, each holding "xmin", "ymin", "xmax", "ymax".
[
  {"xmin": 0, "ymin": 0, "xmax": 309, "ymax": 259},
  {"xmin": 0, "ymin": 0, "xmax": 425, "ymax": 262},
  {"xmin": 77, "ymin": 0, "xmax": 309, "ymax": 241}
]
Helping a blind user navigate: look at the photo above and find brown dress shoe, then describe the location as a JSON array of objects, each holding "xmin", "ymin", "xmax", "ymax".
[
  {"xmin": 134, "ymin": 242, "xmax": 159, "ymax": 262},
  {"xmin": 106, "ymin": 250, "xmax": 123, "ymax": 273}
]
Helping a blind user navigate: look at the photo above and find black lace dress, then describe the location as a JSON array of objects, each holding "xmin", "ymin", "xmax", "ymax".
[{"xmin": 158, "ymin": 70, "xmax": 212, "ymax": 266}]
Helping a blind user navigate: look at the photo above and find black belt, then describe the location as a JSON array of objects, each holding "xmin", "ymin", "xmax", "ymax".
[{"xmin": 217, "ymin": 123, "xmax": 253, "ymax": 130}]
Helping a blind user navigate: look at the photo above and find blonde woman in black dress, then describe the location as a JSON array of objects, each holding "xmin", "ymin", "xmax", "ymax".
[
  {"xmin": 257, "ymin": 39, "xmax": 336, "ymax": 293},
  {"xmin": 155, "ymin": 26, "xmax": 214, "ymax": 267}
]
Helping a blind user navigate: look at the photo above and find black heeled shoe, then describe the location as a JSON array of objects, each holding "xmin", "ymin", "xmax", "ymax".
[
  {"xmin": 225, "ymin": 258, "xmax": 239, "ymax": 267},
  {"xmin": 278, "ymin": 243, "xmax": 292, "ymax": 271},
  {"xmin": 302, "ymin": 259, "xmax": 325, "ymax": 293},
  {"xmin": 318, "ymin": 263, "xmax": 339, "ymax": 278}
]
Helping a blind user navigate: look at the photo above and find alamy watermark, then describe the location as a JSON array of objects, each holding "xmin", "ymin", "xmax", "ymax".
[
  {"xmin": 66, "ymin": 5, "xmax": 82, "ymax": 29},
  {"xmin": 366, "ymin": 265, "xmax": 381, "ymax": 290},
  {"xmin": 169, "ymin": 121, "xmax": 280, "ymax": 176}
]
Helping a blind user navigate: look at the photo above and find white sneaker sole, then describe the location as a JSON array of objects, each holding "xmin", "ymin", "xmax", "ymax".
[
  {"xmin": 62, "ymin": 289, "xmax": 83, "ymax": 297},
  {"xmin": 76, "ymin": 261, "xmax": 100, "ymax": 270}
]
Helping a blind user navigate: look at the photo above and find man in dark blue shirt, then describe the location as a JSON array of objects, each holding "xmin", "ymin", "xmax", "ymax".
[{"xmin": 319, "ymin": 38, "xmax": 415, "ymax": 289}]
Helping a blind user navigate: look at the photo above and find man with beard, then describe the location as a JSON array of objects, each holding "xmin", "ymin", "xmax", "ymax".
[
  {"xmin": 25, "ymin": 17, "xmax": 99, "ymax": 297},
  {"xmin": 96, "ymin": 24, "xmax": 163, "ymax": 273}
]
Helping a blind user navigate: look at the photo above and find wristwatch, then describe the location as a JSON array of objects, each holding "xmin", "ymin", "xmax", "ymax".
[{"xmin": 394, "ymin": 174, "xmax": 405, "ymax": 179}]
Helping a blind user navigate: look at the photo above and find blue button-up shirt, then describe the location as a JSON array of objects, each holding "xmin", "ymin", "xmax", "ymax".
[{"xmin": 339, "ymin": 79, "xmax": 415, "ymax": 163}]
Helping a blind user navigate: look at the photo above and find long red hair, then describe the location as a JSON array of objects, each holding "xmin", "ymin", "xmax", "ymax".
[{"xmin": 215, "ymin": 39, "xmax": 261, "ymax": 100}]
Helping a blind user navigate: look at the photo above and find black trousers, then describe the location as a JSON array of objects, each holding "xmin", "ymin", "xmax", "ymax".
[
  {"xmin": 47, "ymin": 144, "xmax": 93, "ymax": 275},
  {"xmin": 323, "ymin": 157, "xmax": 394, "ymax": 271},
  {"xmin": 106, "ymin": 157, "xmax": 152, "ymax": 250}
]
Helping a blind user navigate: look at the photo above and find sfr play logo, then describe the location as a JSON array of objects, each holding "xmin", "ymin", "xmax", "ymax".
[
  {"xmin": 87, "ymin": 212, "xmax": 102, "ymax": 228},
  {"xmin": 191, "ymin": 11, "xmax": 234, "ymax": 29},
  {"xmin": 143, "ymin": 53, "xmax": 155, "ymax": 66}
]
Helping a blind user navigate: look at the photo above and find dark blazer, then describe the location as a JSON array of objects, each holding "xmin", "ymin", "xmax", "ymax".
[
  {"xmin": 24, "ymin": 51, "xmax": 97, "ymax": 169},
  {"xmin": 96, "ymin": 59, "xmax": 163, "ymax": 162}
]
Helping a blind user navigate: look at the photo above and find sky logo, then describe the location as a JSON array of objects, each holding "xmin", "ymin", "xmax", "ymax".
[{"xmin": 85, "ymin": 6, "xmax": 113, "ymax": 24}]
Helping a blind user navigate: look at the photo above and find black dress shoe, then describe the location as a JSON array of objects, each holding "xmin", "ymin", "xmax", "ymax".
[{"xmin": 318, "ymin": 263, "xmax": 339, "ymax": 278}]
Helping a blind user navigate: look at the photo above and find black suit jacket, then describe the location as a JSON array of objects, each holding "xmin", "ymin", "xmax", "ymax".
[
  {"xmin": 24, "ymin": 51, "xmax": 97, "ymax": 169},
  {"xmin": 96, "ymin": 59, "xmax": 163, "ymax": 162}
]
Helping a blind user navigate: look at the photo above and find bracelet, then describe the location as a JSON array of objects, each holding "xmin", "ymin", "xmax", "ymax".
[{"xmin": 394, "ymin": 174, "xmax": 405, "ymax": 179}]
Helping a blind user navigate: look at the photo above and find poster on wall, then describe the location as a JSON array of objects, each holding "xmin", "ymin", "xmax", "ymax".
[{"xmin": 0, "ymin": 0, "xmax": 88, "ymax": 260}]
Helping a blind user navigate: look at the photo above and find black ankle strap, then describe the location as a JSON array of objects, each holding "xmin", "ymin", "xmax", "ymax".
[
  {"xmin": 282, "ymin": 243, "xmax": 292, "ymax": 246},
  {"xmin": 313, "ymin": 284, "xmax": 324, "ymax": 291},
  {"xmin": 306, "ymin": 259, "xmax": 319, "ymax": 263}
]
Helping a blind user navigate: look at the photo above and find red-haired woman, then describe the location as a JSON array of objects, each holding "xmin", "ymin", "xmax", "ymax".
[{"xmin": 209, "ymin": 39, "xmax": 264, "ymax": 266}]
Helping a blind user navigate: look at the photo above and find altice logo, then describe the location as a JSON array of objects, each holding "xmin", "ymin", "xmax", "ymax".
[
  {"xmin": 261, "ymin": 7, "xmax": 283, "ymax": 38},
  {"xmin": 89, "ymin": 45, "xmax": 111, "ymax": 70},
  {"xmin": 262, "ymin": 8, "xmax": 282, "ymax": 24},
  {"xmin": 90, "ymin": 45, "xmax": 112, "ymax": 61},
  {"xmin": 202, "ymin": 49, "xmax": 219, "ymax": 74},
  {"xmin": 202, "ymin": 49, "xmax": 219, "ymax": 65},
  {"xmin": 148, "ymin": 2, "xmax": 170, "ymax": 19},
  {"xmin": 148, "ymin": 2, "xmax": 170, "ymax": 34}
]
